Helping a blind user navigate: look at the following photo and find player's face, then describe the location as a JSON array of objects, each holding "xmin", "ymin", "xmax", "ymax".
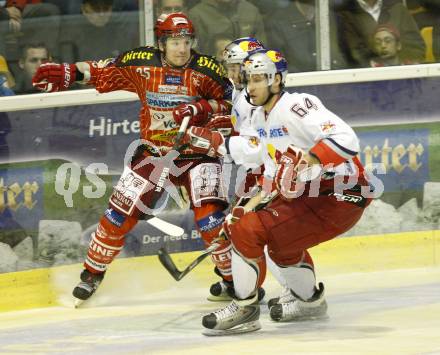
[
  {"xmin": 164, "ymin": 36, "xmax": 193, "ymax": 67},
  {"xmin": 246, "ymin": 74, "xmax": 270, "ymax": 106},
  {"xmin": 226, "ymin": 63, "xmax": 241, "ymax": 83},
  {"xmin": 374, "ymin": 31, "xmax": 400, "ymax": 59}
]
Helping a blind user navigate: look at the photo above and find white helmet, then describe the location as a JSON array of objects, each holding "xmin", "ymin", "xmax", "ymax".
[
  {"xmin": 223, "ymin": 37, "xmax": 264, "ymax": 65},
  {"xmin": 242, "ymin": 49, "xmax": 288, "ymax": 86}
]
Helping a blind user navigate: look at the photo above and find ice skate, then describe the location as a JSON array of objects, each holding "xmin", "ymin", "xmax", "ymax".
[
  {"xmin": 269, "ymin": 282, "xmax": 328, "ymax": 322},
  {"xmin": 72, "ymin": 269, "xmax": 105, "ymax": 308},
  {"xmin": 267, "ymin": 286, "xmax": 295, "ymax": 309},
  {"xmin": 208, "ymin": 280, "xmax": 265, "ymax": 303},
  {"xmin": 202, "ymin": 293, "xmax": 261, "ymax": 336}
]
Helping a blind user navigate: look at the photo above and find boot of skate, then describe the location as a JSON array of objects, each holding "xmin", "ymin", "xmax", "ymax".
[
  {"xmin": 202, "ymin": 292, "xmax": 261, "ymax": 335},
  {"xmin": 269, "ymin": 282, "xmax": 328, "ymax": 322},
  {"xmin": 72, "ymin": 269, "xmax": 105, "ymax": 303}
]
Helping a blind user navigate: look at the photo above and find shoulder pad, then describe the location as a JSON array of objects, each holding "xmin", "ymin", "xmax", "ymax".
[
  {"xmin": 116, "ymin": 46, "xmax": 161, "ymax": 67},
  {"xmin": 191, "ymin": 53, "xmax": 228, "ymax": 82}
]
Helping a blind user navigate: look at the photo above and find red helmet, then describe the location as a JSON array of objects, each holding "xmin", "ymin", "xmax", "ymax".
[{"xmin": 155, "ymin": 13, "xmax": 195, "ymax": 41}]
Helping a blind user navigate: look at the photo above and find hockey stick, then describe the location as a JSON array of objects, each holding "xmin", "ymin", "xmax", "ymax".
[
  {"xmin": 158, "ymin": 242, "xmax": 220, "ymax": 281},
  {"xmin": 145, "ymin": 216, "xmax": 185, "ymax": 237},
  {"xmin": 141, "ymin": 116, "xmax": 191, "ymax": 236},
  {"xmin": 158, "ymin": 189, "xmax": 279, "ymax": 281}
]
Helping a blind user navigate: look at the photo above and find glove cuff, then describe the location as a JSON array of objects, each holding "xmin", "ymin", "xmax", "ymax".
[{"xmin": 196, "ymin": 98, "xmax": 214, "ymax": 116}]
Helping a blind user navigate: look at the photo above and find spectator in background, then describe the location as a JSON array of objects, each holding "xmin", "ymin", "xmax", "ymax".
[
  {"xmin": 3, "ymin": 0, "xmax": 60, "ymax": 59},
  {"xmin": 14, "ymin": 42, "xmax": 50, "ymax": 94},
  {"xmin": 266, "ymin": 0, "xmax": 346, "ymax": 72},
  {"xmin": 189, "ymin": 0, "xmax": 267, "ymax": 56},
  {"xmin": 58, "ymin": 0, "xmax": 139, "ymax": 63},
  {"xmin": 0, "ymin": 55, "xmax": 15, "ymax": 95},
  {"xmin": 406, "ymin": 0, "xmax": 440, "ymax": 61},
  {"xmin": 370, "ymin": 24, "xmax": 418, "ymax": 66},
  {"xmin": 43, "ymin": 0, "xmax": 139, "ymax": 14},
  {"xmin": 156, "ymin": 0, "xmax": 186, "ymax": 17},
  {"xmin": 212, "ymin": 33, "xmax": 233, "ymax": 62},
  {"xmin": 337, "ymin": 0, "xmax": 425, "ymax": 68},
  {"xmin": 0, "ymin": 6, "xmax": 11, "ymax": 55},
  {"xmin": 112, "ymin": 0, "xmax": 138, "ymax": 11}
]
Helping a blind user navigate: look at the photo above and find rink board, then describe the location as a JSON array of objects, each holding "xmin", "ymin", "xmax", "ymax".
[{"xmin": 0, "ymin": 230, "xmax": 439, "ymax": 313}]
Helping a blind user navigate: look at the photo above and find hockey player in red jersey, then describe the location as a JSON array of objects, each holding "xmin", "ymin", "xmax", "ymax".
[
  {"xmin": 32, "ymin": 13, "xmax": 238, "ymax": 303},
  {"xmin": 201, "ymin": 49, "xmax": 373, "ymax": 335}
]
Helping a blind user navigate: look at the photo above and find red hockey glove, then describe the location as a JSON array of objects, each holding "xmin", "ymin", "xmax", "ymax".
[
  {"xmin": 182, "ymin": 126, "xmax": 226, "ymax": 157},
  {"xmin": 32, "ymin": 62, "xmax": 77, "ymax": 92},
  {"xmin": 275, "ymin": 145, "xmax": 310, "ymax": 200},
  {"xmin": 173, "ymin": 99, "xmax": 213, "ymax": 126},
  {"xmin": 217, "ymin": 205, "xmax": 245, "ymax": 241},
  {"xmin": 205, "ymin": 114, "xmax": 235, "ymax": 136}
]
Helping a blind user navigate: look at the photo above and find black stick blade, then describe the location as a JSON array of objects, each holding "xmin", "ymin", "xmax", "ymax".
[{"xmin": 157, "ymin": 248, "xmax": 183, "ymax": 281}]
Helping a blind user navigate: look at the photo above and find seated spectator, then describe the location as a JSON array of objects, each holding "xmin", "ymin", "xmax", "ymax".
[
  {"xmin": 14, "ymin": 42, "xmax": 50, "ymax": 94},
  {"xmin": 156, "ymin": 0, "xmax": 186, "ymax": 17},
  {"xmin": 189, "ymin": 0, "xmax": 267, "ymax": 56},
  {"xmin": 58, "ymin": 0, "xmax": 139, "ymax": 63},
  {"xmin": 212, "ymin": 33, "xmax": 233, "ymax": 62},
  {"xmin": 407, "ymin": 0, "xmax": 440, "ymax": 61},
  {"xmin": 406, "ymin": 0, "xmax": 439, "ymax": 29},
  {"xmin": 0, "ymin": 6, "xmax": 11, "ymax": 55},
  {"xmin": 112, "ymin": 0, "xmax": 139, "ymax": 12},
  {"xmin": 0, "ymin": 55, "xmax": 15, "ymax": 96},
  {"xmin": 266, "ymin": 0, "xmax": 346, "ymax": 72},
  {"xmin": 370, "ymin": 24, "xmax": 418, "ymax": 66},
  {"xmin": 337, "ymin": 0, "xmax": 425, "ymax": 68},
  {"xmin": 3, "ymin": 1, "xmax": 60, "ymax": 60}
]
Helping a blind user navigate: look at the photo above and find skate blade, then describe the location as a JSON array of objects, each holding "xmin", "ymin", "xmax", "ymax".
[
  {"xmin": 202, "ymin": 320, "xmax": 261, "ymax": 336},
  {"xmin": 275, "ymin": 313, "xmax": 330, "ymax": 322},
  {"xmin": 207, "ymin": 294, "xmax": 232, "ymax": 302},
  {"xmin": 73, "ymin": 298, "xmax": 88, "ymax": 308}
]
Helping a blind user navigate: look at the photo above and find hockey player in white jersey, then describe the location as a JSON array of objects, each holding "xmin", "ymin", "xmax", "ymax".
[
  {"xmin": 208, "ymin": 38, "xmax": 293, "ymax": 306},
  {"xmin": 201, "ymin": 49, "xmax": 373, "ymax": 335},
  {"xmin": 204, "ymin": 37, "xmax": 268, "ymax": 301}
]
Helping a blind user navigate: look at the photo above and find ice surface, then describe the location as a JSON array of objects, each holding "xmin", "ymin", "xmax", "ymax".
[{"xmin": 0, "ymin": 267, "xmax": 439, "ymax": 354}]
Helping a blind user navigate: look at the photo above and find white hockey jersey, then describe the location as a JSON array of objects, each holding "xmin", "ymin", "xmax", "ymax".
[
  {"xmin": 228, "ymin": 89, "xmax": 262, "ymax": 167},
  {"xmin": 228, "ymin": 91, "xmax": 360, "ymax": 179}
]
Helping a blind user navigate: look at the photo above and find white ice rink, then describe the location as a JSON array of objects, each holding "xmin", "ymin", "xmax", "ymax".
[{"xmin": 0, "ymin": 265, "xmax": 439, "ymax": 355}]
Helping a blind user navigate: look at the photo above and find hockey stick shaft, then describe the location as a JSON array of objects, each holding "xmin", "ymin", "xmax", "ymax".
[
  {"xmin": 158, "ymin": 242, "xmax": 219, "ymax": 281},
  {"xmin": 173, "ymin": 115, "xmax": 191, "ymax": 150},
  {"xmin": 144, "ymin": 115, "xmax": 191, "ymax": 228},
  {"xmin": 158, "ymin": 189, "xmax": 279, "ymax": 281},
  {"xmin": 145, "ymin": 216, "xmax": 185, "ymax": 237}
]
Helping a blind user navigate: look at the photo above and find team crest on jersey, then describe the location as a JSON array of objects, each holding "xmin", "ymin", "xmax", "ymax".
[
  {"xmin": 320, "ymin": 121, "xmax": 336, "ymax": 133},
  {"xmin": 248, "ymin": 136, "xmax": 259, "ymax": 147},
  {"xmin": 190, "ymin": 71, "xmax": 204, "ymax": 87}
]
